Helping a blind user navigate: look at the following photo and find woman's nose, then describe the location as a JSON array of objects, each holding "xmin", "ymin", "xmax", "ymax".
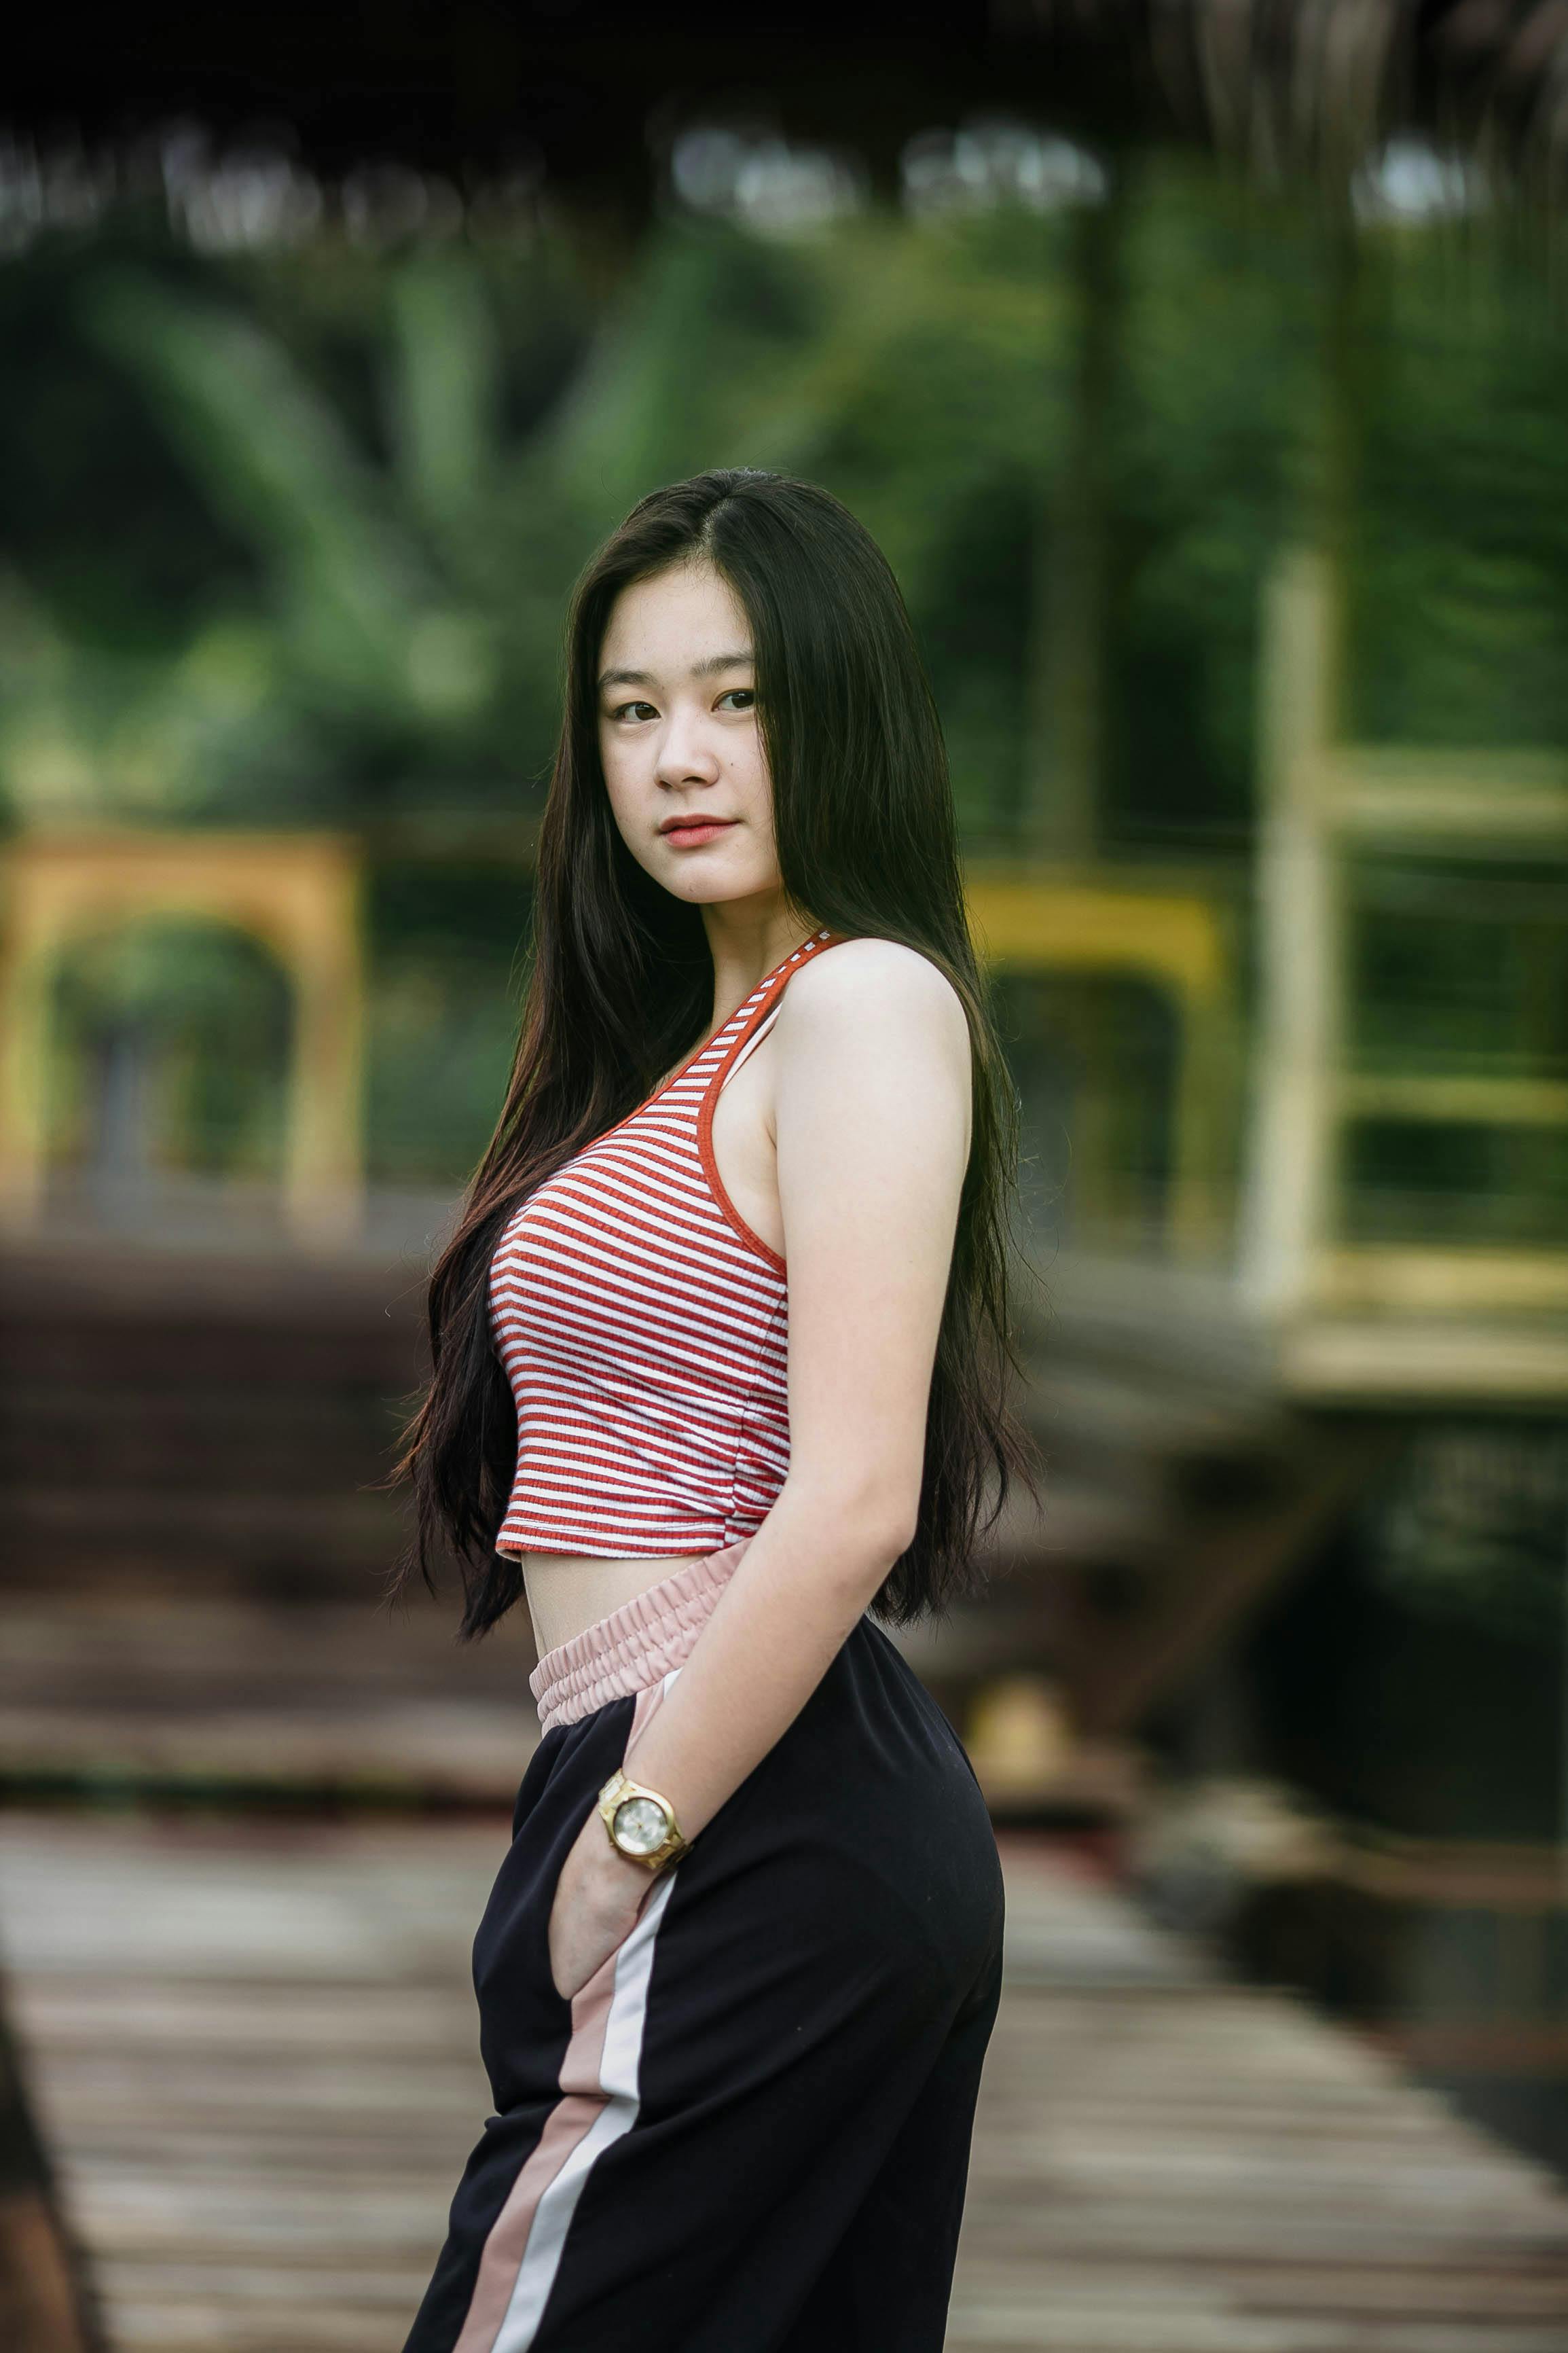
[{"xmin": 655, "ymin": 705, "xmax": 721, "ymax": 784}]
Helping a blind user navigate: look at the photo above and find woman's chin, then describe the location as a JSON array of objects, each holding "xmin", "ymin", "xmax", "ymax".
[{"xmin": 662, "ymin": 862, "xmax": 779, "ymax": 908}]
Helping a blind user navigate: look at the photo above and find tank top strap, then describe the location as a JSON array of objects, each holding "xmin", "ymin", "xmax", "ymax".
[
  {"xmin": 702, "ymin": 928, "xmax": 853, "ymax": 1104},
  {"xmin": 723, "ymin": 1003, "xmax": 782, "ymax": 1091}
]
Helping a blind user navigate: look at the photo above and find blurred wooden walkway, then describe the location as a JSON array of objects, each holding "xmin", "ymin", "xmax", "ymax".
[{"xmin": 1, "ymin": 1814, "xmax": 1566, "ymax": 2353}]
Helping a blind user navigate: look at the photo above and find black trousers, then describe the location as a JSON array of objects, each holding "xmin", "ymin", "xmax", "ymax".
[{"xmin": 402, "ymin": 1619, "xmax": 1004, "ymax": 2353}]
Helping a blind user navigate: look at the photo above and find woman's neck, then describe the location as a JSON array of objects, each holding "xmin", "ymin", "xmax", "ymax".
[{"xmin": 700, "ymin": 899, "xmax": 822, "ymax": 1030}]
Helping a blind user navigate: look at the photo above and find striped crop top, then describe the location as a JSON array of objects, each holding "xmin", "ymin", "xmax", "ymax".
[{"xmin": 488, "ymin": 927, "xmax": 850, "ymax": 1558}]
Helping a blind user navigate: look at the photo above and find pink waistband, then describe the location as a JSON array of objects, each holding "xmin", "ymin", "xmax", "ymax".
[{"xmin": 528, "ymin": 1536, "xmax": 752, "ymax": 1734}]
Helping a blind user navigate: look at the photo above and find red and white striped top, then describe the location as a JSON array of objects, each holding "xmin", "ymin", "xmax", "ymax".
[{"xmin": 489, "ymin": 927, "xmax": 850, "ymax": 1558}]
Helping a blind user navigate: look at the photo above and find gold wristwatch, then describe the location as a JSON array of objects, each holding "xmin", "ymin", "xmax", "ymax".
[{"xmin": 596, "ymin": 1769, "xmax": 689, "ymax": 1873}]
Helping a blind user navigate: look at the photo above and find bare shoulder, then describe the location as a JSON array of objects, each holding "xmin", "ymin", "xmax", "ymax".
[{"xmin": 778, "ymin": 935, "xmax": 970, "ymax": 1061}]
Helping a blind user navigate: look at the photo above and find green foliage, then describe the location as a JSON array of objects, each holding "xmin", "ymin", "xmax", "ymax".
[
  {"xmin": 1112, "ymin": 164, "xmax": 1317, "ymax": 843},
  {"xmin": 1351, "ymin": 230, "xmax": 1568, "ymax": 747},
  {"xmin": 7, "ymin": 170, "xmax": 1568, "ymax": 1185},
  {"xmin": 365, "ymin": 864, "xmax": 533, "ymax": 1184},
  {"xmin": 0, "ymin": 228, "xmax": 596, "ymax": 828}
]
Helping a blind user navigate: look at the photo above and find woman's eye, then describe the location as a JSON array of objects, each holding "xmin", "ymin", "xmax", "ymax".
[
  {"xmin": 716, "ymin": 688, "xmax": 756, "ymax": 712},
  {"xmin": 610, "ymin": 700, "xmax": 658, "ymax": 723}
]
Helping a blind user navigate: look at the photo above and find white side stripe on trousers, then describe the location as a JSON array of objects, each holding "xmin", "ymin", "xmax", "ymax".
[{"xmin": 492, "ymin": 1867, "xmax": 676, "ymax": 2351}]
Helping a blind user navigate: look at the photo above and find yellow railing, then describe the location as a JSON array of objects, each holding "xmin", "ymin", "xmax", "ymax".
[
  {"xmin": 964, "ymin": 865, "xmax": 1238, "ymax": 1259},
  {"xmin": 0, "ymin": 831, "xmax": 365, "ymax": 1245},
  {"xmin": 1245, "ymin": 550, "xmax": 1568, "ymax": 1397}
]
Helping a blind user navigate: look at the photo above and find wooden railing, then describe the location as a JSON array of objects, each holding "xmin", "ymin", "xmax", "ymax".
[
  {"xmin": 0, "ymin": 831, "xmax": 365, "ymax": 1248},
  {"xmin": 964, "ymin": 865, "xmax": 1239, "ymax": 1261},
  {"xmin": 1243, "ymin": 550, "xmax": 1568, "ymax": 1398}
]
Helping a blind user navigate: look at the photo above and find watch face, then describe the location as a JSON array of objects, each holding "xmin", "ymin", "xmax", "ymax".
[{"xmin": 612, "ymin": 1794, "xmax": 670, "ymax": 1858}]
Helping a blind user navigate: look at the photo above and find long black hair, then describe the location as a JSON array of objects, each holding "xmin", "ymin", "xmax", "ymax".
[{"xmin": 397, "ymin": 467, "xmax": 1040, "ymax": 1636}]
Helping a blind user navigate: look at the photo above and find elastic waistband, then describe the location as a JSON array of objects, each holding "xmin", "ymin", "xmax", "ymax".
[{"xmin": 529, "ymin": 1536, "xmax": 752, "ymax": 1734}]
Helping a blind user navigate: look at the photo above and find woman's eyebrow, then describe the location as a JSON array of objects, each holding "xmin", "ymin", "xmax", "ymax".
[{"xmin": 598, "ymin": 649, "xmax": 754, "ymax": 694}]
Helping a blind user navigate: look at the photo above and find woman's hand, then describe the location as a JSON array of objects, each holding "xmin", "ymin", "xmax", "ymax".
[{"xmin": 547, "ymin": 1806, "xmax": 659, "ymax": 2003}]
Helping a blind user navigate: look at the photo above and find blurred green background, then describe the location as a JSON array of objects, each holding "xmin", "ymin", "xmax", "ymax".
[
  {"xmin": 8, "ymin": 142, "xmax": 1565, "ymax": 1206},
  {"xmin": 8, "ymin": 0, "xmax": 1568, "ymax": 2328},
  {"xmin": 6, "ymin": 119, "xmax": 1568, "ymax": 2223}
]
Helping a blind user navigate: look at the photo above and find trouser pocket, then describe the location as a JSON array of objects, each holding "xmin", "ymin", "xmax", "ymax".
[{"xmin": 472, "ymin": 1702, "xmax": 638, "ymax": 2097}]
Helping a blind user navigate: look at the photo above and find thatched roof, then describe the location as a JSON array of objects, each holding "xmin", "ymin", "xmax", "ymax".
[{"xmin": 5, "ymin": 2, "xmax": 1567, "ymax": 213}]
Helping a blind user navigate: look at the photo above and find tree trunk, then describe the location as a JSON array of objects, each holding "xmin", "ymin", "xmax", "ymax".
[{"xmin": 1024, "ymin": 158, "xmax": 1128, "ymax": 862}]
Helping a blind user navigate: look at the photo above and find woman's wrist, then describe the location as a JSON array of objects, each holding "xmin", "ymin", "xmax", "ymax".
[
  {"xmin": 575, "ymin": 1808, "xmax": 659, "ymax": 1899},
  {"xmin": 597, "ymin": 1838, "xmax": 658, "ymax": 1894}
]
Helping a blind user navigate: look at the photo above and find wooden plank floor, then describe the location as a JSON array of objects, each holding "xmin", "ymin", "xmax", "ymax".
[
  {"xmin": 0, "ymin": 1596, "xmax": 542, "ymax": 1804},
  {"xmin": 1, "ymin": 1814, "xmax": 1565, "ymax": 2352}
]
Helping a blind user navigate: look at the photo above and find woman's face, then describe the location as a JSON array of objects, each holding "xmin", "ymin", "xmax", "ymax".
[{"xmin": 596, "ymin": 559, "xmax": 782, "ymax": 912}]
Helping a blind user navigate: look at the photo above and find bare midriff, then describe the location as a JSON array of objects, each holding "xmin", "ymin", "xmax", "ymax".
[{"xmin": 519, "ymin": 1551, "xmax": 712, "ymax": 1660}]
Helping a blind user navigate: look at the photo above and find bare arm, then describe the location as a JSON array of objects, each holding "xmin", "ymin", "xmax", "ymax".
[
  {"xmin": 621, "ymin": 938, "xmax": 972, "ymax": 1827},
  {"xmin": 548, "ymin": 938, "xmax": 972, "ymax": 1998}
]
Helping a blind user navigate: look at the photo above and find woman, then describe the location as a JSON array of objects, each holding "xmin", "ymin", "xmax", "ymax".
[{"xmin": 399, "ymin": 468, "xmax": 1038, "ymax": 2353}]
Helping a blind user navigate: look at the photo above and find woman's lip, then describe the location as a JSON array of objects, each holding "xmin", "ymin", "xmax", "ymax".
[{"xmin": 661, "ymin": 820, "xmax": 736, "ymax": 846}]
